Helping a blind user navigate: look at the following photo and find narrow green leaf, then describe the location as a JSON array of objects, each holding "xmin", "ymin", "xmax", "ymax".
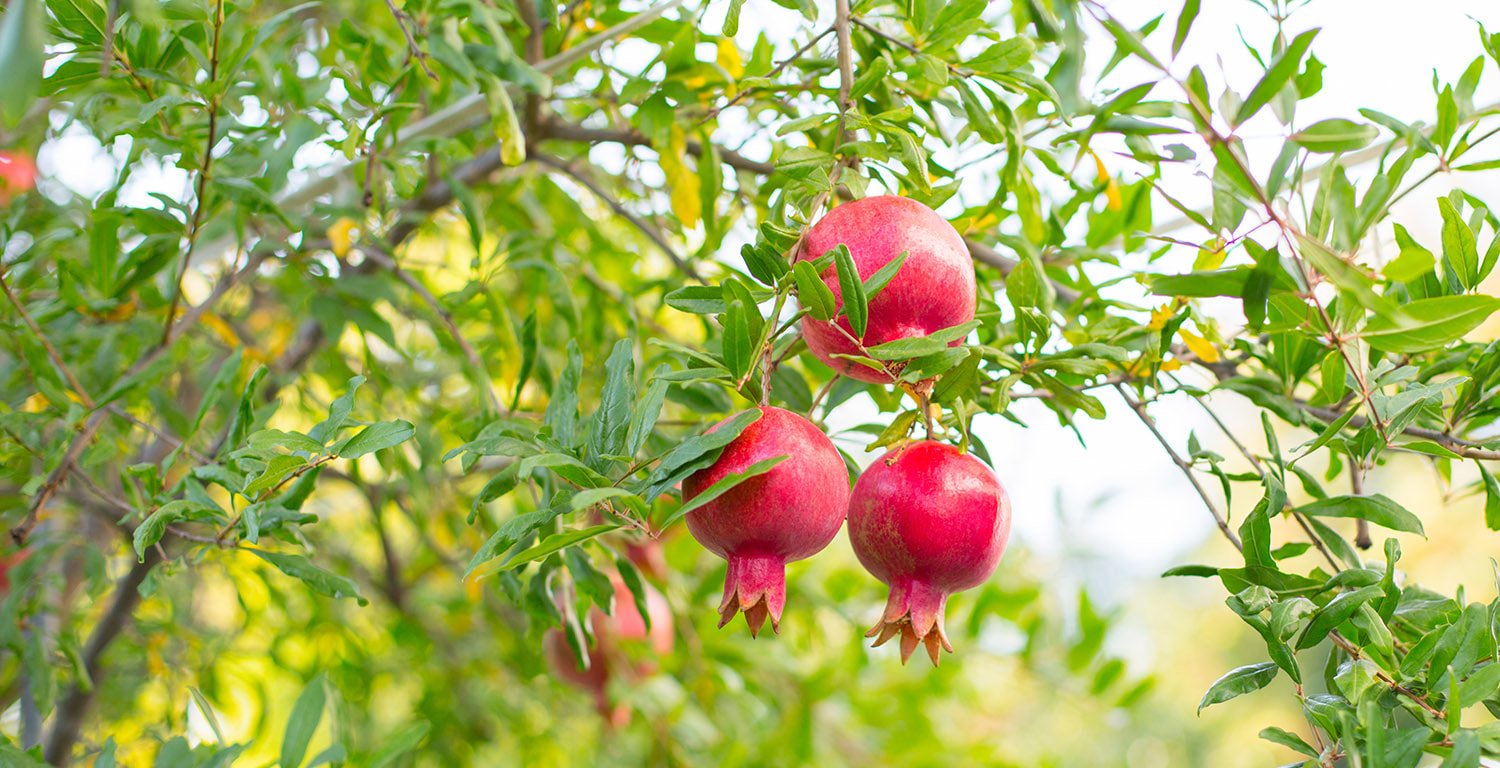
[
  {"xmin": 1363, "ymin": 295, "xmax": 1500, "ymax": 354},
  {"xmin": 501, "ymin": 524, "xmax": 620, "ymax": 571},
  {"xmin": 1198, "ymin": 662, "xmax": 1279, "ymax": 713},
  {"xmin": 1234, "ymin": 29, "xmax": 1319, "ymax": 126},
  {"xmin": 335, "ymin": 420, "xmax": 415, "ymax": 459},
  {"xmin": 793, "ymin": 261, "xmax": 837, "ymax": 321},
  {"xmin": 1172, "ymin": 0, "xmax": 1200, "ymax": 57},
  {"xmin": 251, "ymin": 550, "xmax": 367, "ymax": 605},
  {"xmin": 661, "ymin": 455, "xmax": 788, "ymax": 530},
  {"xmin": 1290, "ymin": 118, "xmax": 1378, "ymax": 153},
  {"xmin": 280, "ymin": 676, "xmax": 326, "ymax": 768},
  {"xmin": 1298, "ymin": 494, "xmax": 1425, "ymax": 535},
  {"xmin": 832, "ymin": 244, "xmax": 868, "ymax": 336}
]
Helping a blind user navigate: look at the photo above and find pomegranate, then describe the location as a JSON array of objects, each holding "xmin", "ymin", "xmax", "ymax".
[
  {"xmin": 0, "ymin": 151, "xmax": 36, "ymax": 204},
  {"xmin": 798, "ymin": 195, "xmax": 976, "ymax": 383},
  {"xmin": 847, "ymin": 440, "xmax": 1011, "ymax": 665},
  {"xmin": 544, "ymin": 572, "xmax": 673, "ymax": 726},
  {"xmin": 682, "ymin": 406, "xmax": 849, "ymax": 636}
]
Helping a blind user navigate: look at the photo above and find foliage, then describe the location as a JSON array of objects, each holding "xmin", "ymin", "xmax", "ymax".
[{"xmin": 1, "ymin": 0, "xmax": 1499, "ymax": 765}]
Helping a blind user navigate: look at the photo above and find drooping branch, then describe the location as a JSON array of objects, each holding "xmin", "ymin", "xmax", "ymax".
[
  {"xmin": 1115, "ymin": 384, "xmax": 1242, "ymax": 550},
  {"xmin": 531, "ymin": 153, "xmax": 702, "ymax": 281}
]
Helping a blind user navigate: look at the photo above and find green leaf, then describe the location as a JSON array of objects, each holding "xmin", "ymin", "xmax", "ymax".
[
  {"xmin": 664, "ymin": 285, "xmax": 726, "ymax": 314},
  {"xmin": 251, "ymin": 550, "xmax": 367, "ymax": 605},
  {"xmin": 309, "ymin": 376, "xmax": 366, "ymax": 443},
  {"xmin": 832, "ymin": 244, "xmax": 868, "ymax": 337},
  {"xmin": 0, "ymin": 0, "xmax": 45, "ymax": 123},
  {"xmin": 248, "ymin": 429, "xmax": 325, "ymax": 455},
  {"xmin": 1363, "ymin": 296, "xmax": 1500, "ymax": 353},
  {"xmin": 661, "ymin": 455, "xmax": 788, "ymax": 530},
  {"xmin": 1290, "ymin": 118, "xmax": 1378, "ymax": 153},
  {"xmin": 1234, "ymin": 29, "xmax": 1318, "ymax": 126},
  {"xmin": 793, "ymin": 261, "xmax": 837, "ymax": 321},
  {"xmin": 641, "ymin": 409, "xmax": 762, "ymax": 500},
  {"xmin": 863, "ymin": 250, "xmax": 908, "ymax": 298},
  {"xmin": 244, "ymin": 455, "xmax": 306, "ymax": 496},
  {"xmin": 864, "ymin": 321, "xmax": 979, "ymax": 361},
  {"xmin": 335, "ymin": 420, "xmax": 414, "ymax": 459},
  {"xmin": 133, "ymin": 501, "xmax": 218, "ymax": 562},
  {"xmin": 1198, "ymin": 662, "xmax": 1278, "ymax": 713},
  {"xmin": 367, "ymin": 722, "xmax": 431, "ymax": 768},
  {"xmin": 722, "ymin": 0, "xmax": 745, "ymax": 35},
  {"xmin": 722, "ymin": 299, "xmax": 754, "ymax": 380},
  {"xmin": 1258, "ymin": 727, "xmax": 1318, "ymax": 757},
  {"xmin": 1149, "ymin": 267, "xmax": 1252, "ymax": 297},
  {"xmin": 1439, "ymin": 197, "xmax": 1481, "ymax": 289},
  {"xmin": 500, "ymin": 524, "xmax": 620, "ymax": 571},
  {"xmin": 1443, "ymin": 730, "xmax": 1480, "ymax": 768},
  {"xmin": 1296, "ymin": 585, "xmax": 1384, "ymax": 650},
  {"xmin": 626, "ymin": 365, "xmax": 672, "ymax": 457},
  {"xmin": 280, "ymin": 675, "xmax": 326, "ymax": 768},
  {"xmin": 544, "ymin": 341, "xmax": 583, "ymax": 447},
  {"xmin": 1480, "ymin": 465, "xmax": 1500, "ymax": 531},
  {"xmin": 1162, "ymin": 564, "xmax": 1219, "ymax": 578},
  {"xmin": 1298, "ymin": 494, "xmax": 1425, "ymax": 535},
  {"xmin": 587, "ymin": 340, "xmax": 635, "ymax": 465},
  {"xmin": 1172, "ymin": 0, "xmax": 1200, "ymax": 57}
]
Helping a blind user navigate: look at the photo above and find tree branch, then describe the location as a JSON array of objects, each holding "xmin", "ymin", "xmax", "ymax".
[
  {"xmin": 531, "ymin": 153, "xmax": 702, "ymax": 282},
  {"xmin": 1115, "ymin": 384, "xmax": 1242, "ymax": 550},
  {"xmin": 161, "ymin": 0, "xmax": 227, "ymax": 346},
  {"xmin": 43, "ymin": 550, "xmax": 161, "ymax": 766}
]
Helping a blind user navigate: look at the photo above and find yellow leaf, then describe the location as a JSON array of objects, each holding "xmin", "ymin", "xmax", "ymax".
[
  {"xmin": 328, "ymin": 217, "xmax": 358, "ymax": 257},
  {"xmin": 661, "ymin": 125, "xmax": 702, "ymax": 228},
  {"xmin": 1147, "ymin": 304, "xmax": 1173, "ymax": 330},
  {"xmin": 1090, "ymin": 150, "xmax": 1109, "ymax": 183},
  {"xmin": 1178, "ymin": 328, "xmax": 1221, "ymax": 363},
  {"xmin": 1161, "ymin": 358, "xmax": 1183, "ymax": 371},
  {"xmin": 717, "ymin": 38, "xmax": 744, "ymax": 80},
  {"xmin": 1193, "ymin": 237, "xmax": 1226, "ymax": 270},
  {"xmin": 1104, "ymin": 178, "xmax": 1122, "ymax": 211}
]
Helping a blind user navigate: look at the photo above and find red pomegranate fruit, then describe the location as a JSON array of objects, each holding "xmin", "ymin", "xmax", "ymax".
[
  {"xmin": 682, "ymin": 406, "xmax": 849, "ymax": 636},
  {"xmin": 847, "ymin": 440, "xmax": 1011, "ymax": 665},
  {"xmin": 0, "ymin": 151, "xmax": 36, "ymax": 204},
  {"xmin": 797, "ymin": 195, "xmax": 976, "ymax": 383},
  {"xmin": 544, "ymin": 573, "xmax": 674, "ymax": 726}
]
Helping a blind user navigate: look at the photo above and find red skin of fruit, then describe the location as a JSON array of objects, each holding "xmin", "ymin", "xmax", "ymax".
[
  {"xmin": 0, "ymin": 151, "xmax": 37, "ymax": 204},
  {"xmin": 847, "ymin": 440, "xmax": 1010, "ymax": 666},
  {"xmin": 797, "ymin": 195, "xmax": 976, "ymax": 383},
  {"xmin": 545, "ymin": 574, "xmax": 673, "ymax": 727},
  {"xmin": 682, "ymin": 406, "xmax": 849, "ymax": 636}
]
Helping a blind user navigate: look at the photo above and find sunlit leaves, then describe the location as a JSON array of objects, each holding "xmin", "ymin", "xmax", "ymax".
[
  {"xmin": 1290, "ymin": 118, "xmax": 1378, "ymax": 153},
  {"xmin": 1298, "ymin": 494, "xmax": 1425, "ymax": 535},
  {"xmin": 1198, "ymin": 662, "xmax": 1278, "ymax": 713},
  {"xmin": 1234, "ymin": 29, "xmax": 1319, "ymax": 126}
]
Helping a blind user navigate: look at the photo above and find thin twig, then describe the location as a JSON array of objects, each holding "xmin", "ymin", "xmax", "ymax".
[
  {"xmin": 161, "ymin": 0, "xmax": 227, "ymax": 346},
  {"xmin": 698, "ymin": 27, "xmax": 835, "ymax": 125},
  {"xmin": 1116, "ymin": 384, "xmax": 1242, "ymax": 550},
  {"xmin": 360, "ymin": 246, "xmax": 505, "ymax": 414},
  {"xmin": 0, "ymin": 267, "xmax": 95, "ymax": 408},
  {"xmin": 531, "ymin": 152, "xmax": 703, "ymax": 282},
  {"xmin": 383, "ymin": 0, "xmax": 439, "ymax": 80}
]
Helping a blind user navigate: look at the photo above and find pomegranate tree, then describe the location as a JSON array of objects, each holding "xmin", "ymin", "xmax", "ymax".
[
  {"xmin": 544, "ymin": 572, "xmax": 673, "ymax": 726},
  {"xmin": 682, "ymin": 406, "xmax": 849, "ymax": 636},
  {"xmin": 847, "ymin": 440, "xmax": 1011, "ymax": 665},
  {"xmin": 798, "ymin": 195, "xmax": 977, "ymax": 383}
]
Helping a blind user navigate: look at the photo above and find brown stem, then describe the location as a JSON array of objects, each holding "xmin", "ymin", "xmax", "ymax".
[
  {"xmin": 1115, "ymin": 384, "xmax": 1242, "ymax": 550},
  {"xmin": 43, "ymin": 551, "xmax": 162, "ymax": 766},
  {"xmin": 161, "ymin": 0, "xmax": 227, "ymax": 346}
]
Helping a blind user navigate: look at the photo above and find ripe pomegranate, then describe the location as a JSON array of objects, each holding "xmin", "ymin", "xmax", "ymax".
[
  {"xmin": 798, "ymin": 195, "xmax": 976, "ymax": 383},
  {"xmin": 0, "ymin": 151, "xmax": 36, "ymax": 204},
  {"xmin": 847, "ymin": 440, "xmax": 1011, "ymax": 665},
  {"xmin": 682, "ymin": 406, "xmax": 849, "ymax": 636},
  {"xmin": 544, "ymin": 572, "xmax": 673, "ymax": 726}
]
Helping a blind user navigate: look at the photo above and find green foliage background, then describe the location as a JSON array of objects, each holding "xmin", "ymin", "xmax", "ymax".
[{"xmin": 2, "ymin": 0, "xmax": 1500, "ymax": 765}]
